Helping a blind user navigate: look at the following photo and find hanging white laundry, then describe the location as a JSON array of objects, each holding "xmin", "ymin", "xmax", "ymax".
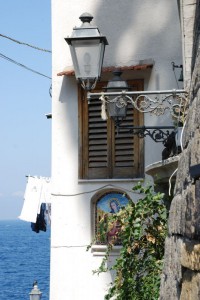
[
  {"xmin": 40, "ymin": 177, "xmax": 52, "ymax": 205},
  {"xmin": 45, "ymin": 203, "xmax": 51, "ymax": 225},
  {"xmin": 18, "ymin": 176, "xmax": 46, "ymax": 223}
]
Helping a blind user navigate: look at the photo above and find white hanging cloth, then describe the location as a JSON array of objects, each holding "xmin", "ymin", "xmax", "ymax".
[{"xmin": 18, "ymin": 176, "xmax": 51, "ymax": 223}]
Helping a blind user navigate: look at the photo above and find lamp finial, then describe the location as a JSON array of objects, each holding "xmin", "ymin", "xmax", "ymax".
[{"xmin": 79, "ymin": 13, "xmax": 93, "ymax": 24}]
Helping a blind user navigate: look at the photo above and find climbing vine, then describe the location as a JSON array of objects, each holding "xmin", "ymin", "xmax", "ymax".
[{"xmin": 88, "ymin": 183, "xmax": 168, "ymax": 300}]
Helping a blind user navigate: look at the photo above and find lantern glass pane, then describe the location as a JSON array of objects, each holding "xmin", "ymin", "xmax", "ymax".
[
  {"xmin": 70, "ymin": 39, "xmax": 104, "ymax": 80},
  {"xmin": 107, "ymin": 102, "xmax": 127, "ymax": 118},
  {"xmin": 30, "ymin": 295, "xmax": 40, "ymax": 300}
]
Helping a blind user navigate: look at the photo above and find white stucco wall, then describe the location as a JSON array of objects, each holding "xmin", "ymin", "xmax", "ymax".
[{"xmin": 50, "ymin": 1, "xmax": 183, "ymax": 299}]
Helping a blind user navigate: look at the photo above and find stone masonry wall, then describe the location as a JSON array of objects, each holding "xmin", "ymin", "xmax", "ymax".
[{"xmin": 159, "ymin": 1, "xmax": 200, "ymax": 299}]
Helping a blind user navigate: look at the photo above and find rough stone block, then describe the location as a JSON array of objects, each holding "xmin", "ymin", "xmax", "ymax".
[
  {"xmin": 192, "ymin": 75, "xmax": 200, "ymax": 101},
  {"xmin": 180, "ymin": 270, "xmax": 200, "ymax": 300},
  {"xmin": 183, "ymin": 16, "xmax": 195, "ymax": 31},
  {"xmin": 171, "ymin": 181, "xmax": 200, "ymax": 240},
  {"xmin": 194, "ymin": 180, "xmax": 200, "ymax": 236},
  {"xmin": 168, "ymin": 193, "xmax": 186, "ymax": 235},
  {"xmin": 183, "ymin": 0, "xmax": 197, "ymax": 5},
  {"xmin": 184, "ymin": 182, "xmax": 200, "ymax": 239},
  {"xmin": 182, "ymin": 97, "xmax": 197, "ymax": 148},
  {"xmin": 185, "ymin": 43, "xmax": 194, "ymax": 58},
  {"xmin": 183, "ymin": 2, "xmax": 197, "ymax": 18},
  {"xmin": 185, "ymin": 77, "xmax": 192, "ymax": 90},
  {"xmin": 174, "ymin": 146, "xmax": 192, "ymax": 194},
  {"xmin": 169, "ymin": 184, "xmax": 200, "ymax": 240},
  {"xmin": 159, "ymin": 236, "xmax": 182, "ymax": 299},
  {"xmin": 185, "ymin": 186, "xmax": 196, "ymax": 238},
  {"xmin": 159, "ymin": 275, "xmax": 181, "ymax": 300},
  {"xmin": 185, "ymin": 56, "xmax": 192, "ymax": 72},
  {"xmin": 190, "ymin": 129, "xmax": 200, "ymax": 165},
  {"xmin": 181, "ymin": 239, "xmax": 200, "ymax": 270}
]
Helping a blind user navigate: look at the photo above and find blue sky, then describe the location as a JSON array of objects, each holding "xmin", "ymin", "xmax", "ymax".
[{"xmin": 0, "ymin": 1, "xmax": 51, "ymax": 219}]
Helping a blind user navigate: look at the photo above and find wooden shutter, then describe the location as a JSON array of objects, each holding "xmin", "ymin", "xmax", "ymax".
[{"xmin": 79, "ymin": 80, "xmax": 144, "ymax": 179}]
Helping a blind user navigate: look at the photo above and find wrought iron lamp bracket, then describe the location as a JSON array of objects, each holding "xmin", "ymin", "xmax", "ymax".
[
  {"xmin": 115, "ymin": 124, "xmax": 175, "ymax": 143},
  {"xmin": 88, "ymin": 89, "xmax": 188, "ymax": 117},
  {"xmin": 87, "ymin": 89, "xmax": 188, "ymax": 142}
]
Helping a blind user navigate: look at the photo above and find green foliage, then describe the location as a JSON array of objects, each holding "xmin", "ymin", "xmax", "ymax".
[{"xmin": 90, "ymin": 183, "xmax": 168, "ymax": 300}]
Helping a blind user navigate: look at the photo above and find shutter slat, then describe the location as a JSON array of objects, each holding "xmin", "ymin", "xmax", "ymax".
[
  {"xmin": 115, "ymin": 150, "xmax": 134, "ymax": 156},
  {"xmin": 89, "ymin": 145, "xmax": 108, "ymax": 151},
  {"xmin": 115, "ymin": 162, "xmax": 135, "ymax": 167},
  {"xmin": 115, "ymin": 133, "xmax": 134, "ymax": 138},
  {"xmin": 89, "ymin": 140, "xmax": 107, "ymax": 145},
  {"xmin": 114, "ymin": 140, "xmax": 134, "ymax": 145},
  {"xmin": 89, "ymin": 134, "xmax": 107, "ymax": 139},
  {"xmin": 89, "ymin": 157, "xmax": 107, "ymax": 162},
  {"xmin": 89, "ymin": 129, "xmax": 107, "ymax": 134},
  {"xmin": 89, "ymin": 151, "xmax": 107, "ymax": 156},
  {"xmin": 115, "ymin": 145, "xmax": 134, "ymax": 150},
  {"xmin": 89, "ymin": 162, "xmax": 108, "ymax": 167},
  {"xmin": 89, "ymin": 123, "xmax": 107, "ymax": 129},
  {"xmin": 89, "ymin": 113, "xmax": 103, "ymax": 118},
  {"xmin": 115, "ymin": 156, "xmax": 134, "ymax": 162}
]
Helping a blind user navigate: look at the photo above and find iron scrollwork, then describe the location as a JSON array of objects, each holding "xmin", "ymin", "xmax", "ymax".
[
  {"xmin": 87, "ymin": 89, "xmax": 187, "ymax": 143},
  {"xmin": 111, "ymin": 92, "xmax": 187, "ymax": 118},
  {"xmin": 116, "ymin": 125, "xmax": 175, "ymax": 143}
]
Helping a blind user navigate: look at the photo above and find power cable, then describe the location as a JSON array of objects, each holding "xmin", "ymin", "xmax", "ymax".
[
  {"xmin": 52, "ymin": 245, "xmax": 88, "ymax": 248},
  {"xmin": 51, "ymin": 184, "xmax": 142, "ymax": 197},
  {"xmin": 49, "ymin": 84, "xmax": 52, "ymax": 97},
  {"xmin": 0, "ymin": 52, "xmax": 51, "ymax": 79},
  {"xmin": 0, "ymin": 33, "xmax": 51, "ymax": 53}
]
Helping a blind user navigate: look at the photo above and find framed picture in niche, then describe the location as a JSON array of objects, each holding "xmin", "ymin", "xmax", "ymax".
[{"xmin": 95, "ymin": 191, "xmax": 130, "ymax": 245}]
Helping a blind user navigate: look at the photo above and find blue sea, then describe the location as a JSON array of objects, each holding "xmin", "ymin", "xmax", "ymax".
[{"xmin": 0, "ymin": 220, "xmax": 50, "ymax": 300}]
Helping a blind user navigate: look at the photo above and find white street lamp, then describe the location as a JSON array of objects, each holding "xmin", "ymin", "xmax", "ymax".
[
  {"xmin": 65, "ymin": 12, "xmax": 108, "ymax": 91},
  {"xmin": 104, "ymin": 70, "xmax": 130, "ymax": 119},
  {"xmin": 29, "ymin": 281, "xmax": 42, "ymax": 300}
]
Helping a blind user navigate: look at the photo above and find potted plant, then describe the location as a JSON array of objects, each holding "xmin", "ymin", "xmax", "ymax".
[{"xmin": 172, "ymin": 104, "xmax": 187, "ymax": 148}]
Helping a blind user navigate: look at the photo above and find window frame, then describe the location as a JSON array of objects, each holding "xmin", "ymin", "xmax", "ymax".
[{"xmin": 78, "ymin": 79, "xmax": 144, "ymax": 180}]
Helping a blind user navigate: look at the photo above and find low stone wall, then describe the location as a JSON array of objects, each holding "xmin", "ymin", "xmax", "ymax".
[{"xmin": 159, "ymin": 2, "xmax": 200, "ymax": 298}]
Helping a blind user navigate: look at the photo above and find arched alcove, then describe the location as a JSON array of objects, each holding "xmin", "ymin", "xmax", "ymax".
[{"xmin": 91, "ymin": 188, "xmax": 131, "ymax": 245}]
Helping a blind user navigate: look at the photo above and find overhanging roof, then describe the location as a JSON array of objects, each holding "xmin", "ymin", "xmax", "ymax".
[{"xmin": 57, "ymin": 63, "xmax": 154, "ymax": 77}]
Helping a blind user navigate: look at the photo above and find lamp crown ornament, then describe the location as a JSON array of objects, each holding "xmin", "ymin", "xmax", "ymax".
[
  {"xmin": 33, "ymin": 281, "xmax": 38, "ymax": 287},
  {"xmin": 106, "ymin": 70, "xmax": 130, "ymax": 91},
  {"xmin": 79, "ymin": 12, "xmax": 93, "ymax": 24}
]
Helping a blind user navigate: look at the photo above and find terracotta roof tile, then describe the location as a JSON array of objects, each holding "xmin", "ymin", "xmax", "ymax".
[{"xmin": 57, "ymin": 63, "xmax": 153, "ymax": 76}]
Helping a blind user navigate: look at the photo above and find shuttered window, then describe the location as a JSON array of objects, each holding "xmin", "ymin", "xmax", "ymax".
[{"xmin": 78, "ymin": 80, "xmax": 144, "ymax": 179}]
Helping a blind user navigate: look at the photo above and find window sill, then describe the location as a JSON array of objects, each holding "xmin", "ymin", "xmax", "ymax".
[
  {"xmin": 91, "ymin": 245, "xmax": 122, "ymax": 256},
  {"xmin": 79, "ymin": 178, "xmax": 144, "ymax": 183}
]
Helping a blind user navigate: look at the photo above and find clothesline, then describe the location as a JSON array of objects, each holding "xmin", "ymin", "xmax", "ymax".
[{"xmin": 26, "ymin": 175, "xmax": 50, "ymax": 180}]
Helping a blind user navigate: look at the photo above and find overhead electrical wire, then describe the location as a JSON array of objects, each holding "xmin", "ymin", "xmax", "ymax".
[
  {"xmin": 0, "ymin": 33, "xmax": 51, "ymax": 53},
  {"xmin": 0, "ymin": 52, "xmax": 51, "ymax": 79},
  {"xmin": 51, "ymin": 184, "xmax": 143, "ymax": 197},
  {"xmin": 0, "ymin": 34, "xmax": 51, "ymax": 79}
]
